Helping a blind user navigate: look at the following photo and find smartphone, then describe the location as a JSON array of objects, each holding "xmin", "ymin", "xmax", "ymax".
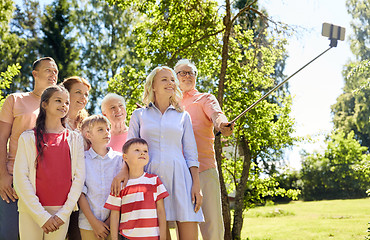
[{"xmin": 322, "ymin": 23, "xmax": 345, "ymax": 41}]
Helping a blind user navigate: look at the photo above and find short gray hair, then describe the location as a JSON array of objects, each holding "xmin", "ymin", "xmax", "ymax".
[
  {"xmin": 174, "ymin": 59, "xmax": 198, "ymax": 77},
  {"xmin": 101, "ymin": 93, "xmax": 126, "ymax": 114}
]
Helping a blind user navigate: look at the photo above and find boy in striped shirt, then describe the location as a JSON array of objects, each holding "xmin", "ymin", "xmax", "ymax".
[{"xmin": 104, "ymin": 138, "xmax": 168, "ymax": 240}]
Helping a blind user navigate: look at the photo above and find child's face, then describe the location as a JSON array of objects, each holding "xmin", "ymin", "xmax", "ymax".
[
  {"xmin": 123, "ymin": 143, "xmax": 149, "ymax": 168},
  {"xmin": 87, "ymin": 122, "xmax": 111, "ymax": 147},
  {"xmin": 42, "ymin": 90, "xmax": 69, "ymax": 119}
]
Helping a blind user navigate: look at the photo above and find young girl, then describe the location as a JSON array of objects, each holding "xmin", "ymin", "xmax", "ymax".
[{"xmin": 13, "ymin": 85, "xmax": 85, "ymax": 240}]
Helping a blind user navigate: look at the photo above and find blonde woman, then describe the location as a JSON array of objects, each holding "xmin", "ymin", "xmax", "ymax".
[{"xmin": 115, "ymin": 66, "xmax": 204, "ymax": 239}]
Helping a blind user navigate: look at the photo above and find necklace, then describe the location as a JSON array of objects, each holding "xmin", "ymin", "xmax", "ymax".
[{"xmin": 31, "ymin": 91, "xmax": 41, "ymax": 97}]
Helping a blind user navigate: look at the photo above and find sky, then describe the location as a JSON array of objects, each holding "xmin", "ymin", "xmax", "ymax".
[{"xmin": 258, "ymin": 0, "xmax": 354, "ymax": 169}]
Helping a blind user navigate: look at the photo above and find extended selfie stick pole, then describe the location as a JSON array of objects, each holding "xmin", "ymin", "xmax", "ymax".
[{"xmin": 215, "ymin": 23, "xmax": 345, "ymax": 136}]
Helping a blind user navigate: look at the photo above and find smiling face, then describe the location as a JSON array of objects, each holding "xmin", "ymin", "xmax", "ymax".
[
  {"xmin": 86, "ymin": 122, "xmax": 111, "ymax": 147},
  {"xmin": 102, "ymin": 98, "xmax": 126, "ymax": 124},
  {"xmin": 152, "ymin": 69, "xmax": 176, "ymax": 99},
  {"xmin": 123, "ymin": 143, "xmax": 149, "ymax": 169},
  {"xmin": 42, "ymin": 90, "xmax": 70, "ymax": 120},
  {"xmin": 176, "ymin": 64, "xmax": 196, "ymax": 93},
  {"xmin": 69, "ymin": 82, "xmax": 89, "ymax": 112},
  {"xmin": 33, "ymin": 60, "xmax": 59, "ymax": 89}
]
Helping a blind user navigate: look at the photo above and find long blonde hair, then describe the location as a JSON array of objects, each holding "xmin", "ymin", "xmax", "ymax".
[{"xmin": 143, "ymin": 66, "xmax": 183, "ymax": 112}]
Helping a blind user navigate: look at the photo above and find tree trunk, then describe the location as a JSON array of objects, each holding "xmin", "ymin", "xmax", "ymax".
[
  {"xmin": 215, "ymin": 0, "xmax": 233, "ymax": 239},
  {"xmin": 232, "ymin": 137, "xmax": 252, "ymax": 239},
  {"xmin": 215, "ymin": 136, "xmax": 232, "ymax": 240}
]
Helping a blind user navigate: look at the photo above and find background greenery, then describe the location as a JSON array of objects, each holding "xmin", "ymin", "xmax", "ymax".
[{"xmin": 1, "ymin": 0, "xmax": 369, "ymax": 239}]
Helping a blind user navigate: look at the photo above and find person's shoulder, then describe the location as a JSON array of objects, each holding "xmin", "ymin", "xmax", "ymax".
[
  {"xmin": 22, "ymin": 129, "xmax": 34, "ymax": 135},
  {"xmin": 108, "ymin": 149, "xmax": 123, "ymax": 160},
  {"xmin": 10, "ymin": 92, "xmax": 31, "ymax": 97},
  {"xmin": 132, "ymin": 107, "xmax": 146, "ymax": 116},
  {"xmin": 68, "ymin": 129, "xmax": 82, "ymax": 137},
  {"xmin": 84, "ymin": 149, "xmax": 90, "ymax": 156},
  {"xmin": 144, "ymin": 172, "xmax": 158, "ymax": 178},
  {"xmin": 19, "ymin": 129, "xmax": 35, "ymax": 140},
  {"xmin": 2, "ymin": 92, "xmax": 28, "ymax": 103},
  {"xmin": 199, "ymin": 92, "xmax": 217, "ymax": 101}
]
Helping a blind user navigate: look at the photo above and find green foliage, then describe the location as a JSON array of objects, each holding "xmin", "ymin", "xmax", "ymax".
[
  {"xmin": 9, "ymin": 0, "xmax": 42, "ymax": 93},
  {"xmin": 106, "ymin": 0, "xmax": 298, "ymax": 238},
  {"xmin": 332, "ymin": 0, "xmax": 370, "ymax": 149},
  {"xmin": 0, "ymin": 63, "xmax": 21, "ymax": 107},
  {"xmin": 301, "ymin": 131, "xmax": 370, "ymax": 200},
  {"xmin": 71, "ymin": 0, "xmax": 141, "ymax": 113},
  {"xmin": 0, "ymin": 0, "xmax": 27, "ymax": 95},
  {"xmin": 108, "ymin": 0, "xmax": 222, "ymax": 66},
  {"xmin": 242, "ymin": 167, "xmax": 300, "ymax": 209},
  {"xmin": 40, "ymin": 0, "xmax": 80, "ymax": 81},
  {"xmin": 274, "ymin": 167, "xmax": 303, "ymax": 202},
  {"xmin": 108, "ymin": 65, "xmax": 148, "ymax": 121},
  {"xmin": 0, "ymin": 0, "xmax": 14, "ymax": 36},
  {"xmin": 346, "ymin": 0, "xmax": 369, "ymax": 61},
  {"xmin": 350, "ymin": 60, "xmax": 370, "ymax": 94}
]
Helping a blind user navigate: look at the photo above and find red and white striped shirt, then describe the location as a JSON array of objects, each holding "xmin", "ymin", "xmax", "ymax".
[{"xmin": 104, "ymin": 172, "xmax": 169, "ymax": 240}]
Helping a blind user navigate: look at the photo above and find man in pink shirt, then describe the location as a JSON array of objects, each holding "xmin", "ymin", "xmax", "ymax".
[
  {"xmin": 175, "ymin": 59, "xmax": 234, "ymax": 240},
  {"xmin": 0, "ymin": 57, "xmax": 58, "ymax": 240}
]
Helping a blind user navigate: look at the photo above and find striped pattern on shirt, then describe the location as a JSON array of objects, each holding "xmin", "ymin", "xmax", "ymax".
[{"xmin": 104, "ymin": 173, "xmax": 169, "ymax": 240}]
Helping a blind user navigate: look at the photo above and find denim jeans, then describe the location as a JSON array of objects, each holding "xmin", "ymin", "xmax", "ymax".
[{"xmin": 0, "ymin": 199, "xmax": 19, "ymax": 240}]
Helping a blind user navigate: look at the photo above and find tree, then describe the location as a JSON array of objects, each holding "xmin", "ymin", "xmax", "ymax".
[
  {"xmin": 10, "ymin": 0, "xmax": 42, "ymax": 92},
  {"xmin": 70, "ymin": 0, "xmax": 141, "ymax": 113},
  {"xmin": 107, "ymin": 0, "xmax": 298, "ymax": 239},
  {"xmin": 0, "ymin": 0, "xmax": 26, "ymax": 96},
  {"xmin": 0, "ymin": 64, "xmax": 21, "ymax": 107},
  {"xmin": 40, "ymin": 0, "xmax": 80, "ymax": 81},
  {"xmin": 331, "ymin": 0, "xmax": 370, "ymax": 148},
  {"xmin": 301, "ymin": 130, "xmax": 370, "ymax": 200}
]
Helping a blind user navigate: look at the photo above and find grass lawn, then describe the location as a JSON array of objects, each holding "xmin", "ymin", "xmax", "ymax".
[{"xmin": 242, "ymin": 198, "xmax": 370, "ymax": 240}]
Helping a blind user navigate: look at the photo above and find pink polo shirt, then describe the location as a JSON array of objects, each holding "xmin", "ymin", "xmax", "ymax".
[
  {"xmin": 107, "ymin": 131, "xmax": 128, "ymax": 153},
  {"xmin": 181, "ymin": 89, "xmax": 223, "ymax": 172},
  {"xmin": 0, "ymin": 92, "xmax": 40, "ymax": 174}
]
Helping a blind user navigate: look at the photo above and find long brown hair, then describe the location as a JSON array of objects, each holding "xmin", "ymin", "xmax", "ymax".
[
  {"xmin": 62, "ymin": 76, "xmax": 91, "ymax": 129},
  {"xmin": 35, "ymin": 85, "xmax": 69, "ymax": 166}
]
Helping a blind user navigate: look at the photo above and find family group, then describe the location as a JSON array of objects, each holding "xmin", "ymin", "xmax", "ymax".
[{"xmin": 0, "ymin": 57, "xmax": 234, "ymax": 240}]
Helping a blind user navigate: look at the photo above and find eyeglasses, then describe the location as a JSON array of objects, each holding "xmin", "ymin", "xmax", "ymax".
[{"xmin": 176, "ymin": 71, "xmax": 196, "ymax": 77}]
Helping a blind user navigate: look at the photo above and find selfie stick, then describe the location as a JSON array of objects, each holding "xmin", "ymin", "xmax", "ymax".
[{"xmin": 216, "ymin": 23, "xmax": 345, "ymax": 136}]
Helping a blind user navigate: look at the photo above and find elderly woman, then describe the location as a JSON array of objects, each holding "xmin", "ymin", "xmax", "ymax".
[
  {"xmin": 101, "ymin": 93, "xmax": 128, "ymax": 152},
  {"xmin": 126, "ymin": 66, "xmax": 204, "ymax": 239},
  {"xmin": 61, "ymin": 76, "xmax": 91, "ymax": 131}
]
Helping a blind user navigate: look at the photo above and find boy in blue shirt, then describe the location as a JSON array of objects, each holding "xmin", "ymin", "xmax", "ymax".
[{"xmin": 78, "ymin": 115, "xmax": 127, "ymax": 240}]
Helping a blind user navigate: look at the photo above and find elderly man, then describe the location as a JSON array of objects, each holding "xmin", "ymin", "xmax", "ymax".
[
  {"xmin": 0, "ymin": 57, "xmax": 58, "ymax": 240},
  {"xmin": 174, "ymin": 59, "xmax": 233, "ymax": 240}
]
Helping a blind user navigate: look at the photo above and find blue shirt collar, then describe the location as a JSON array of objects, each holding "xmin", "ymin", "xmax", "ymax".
[
  {"xmin": 148, "ymin": 102, "xmax": 176, "ymax": 111},
  {"xmin": 88, "ymin": 146, "xmax": 115, "ymax": 159}
]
